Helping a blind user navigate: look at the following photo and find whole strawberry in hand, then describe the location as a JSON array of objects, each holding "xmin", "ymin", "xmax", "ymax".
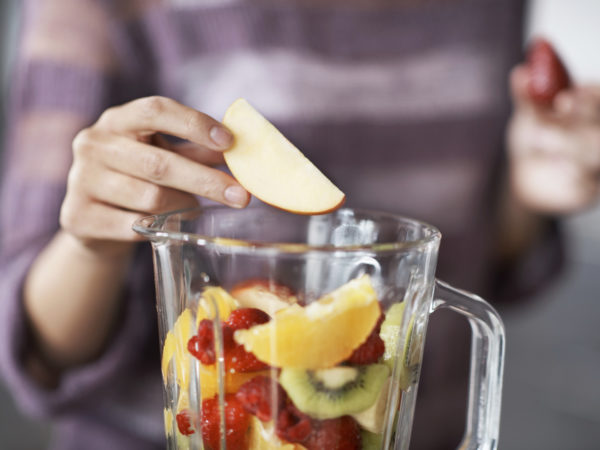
[{"xmin": 526, "ymin": 38, "xmax": 571, "ymax": 106}]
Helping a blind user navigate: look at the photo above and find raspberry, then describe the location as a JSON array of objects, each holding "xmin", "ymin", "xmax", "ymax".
[
  {"xmin": 226, "ymin": 308, "xmax": 270, "ymax": 331},
  {"xmin": 187, "ymin": 320, "xmax": 235, "ymax": 365},
  {"xmin": 175, "ymin": 409, "xmax": 195, "ymax": 436},
  {"xmin": 345, "ymin": 312, "xmax": 385, "ymax": 365},
  {"xmin": 236, "ymin": 376, "xmax": 287, "ymax": 422},
  {"xmin": 304, "ymin": 416, "xmax": 362, "ymax": 450},
  {"xmin": 276, "ymin": 403, "xmax": 313, "ymax": 444},
  {"xmin": 201, "ymin": 394, "xmax": 250, "ymax": 450},
  {"xmin": 189, "ymin": 310, "xmax": 271, "ymax": 372}
]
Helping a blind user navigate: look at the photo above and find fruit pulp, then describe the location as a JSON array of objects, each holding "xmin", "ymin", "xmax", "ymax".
[{"xmin": 161, "ymin": 275, "xmax": 420, "ymax": 449}]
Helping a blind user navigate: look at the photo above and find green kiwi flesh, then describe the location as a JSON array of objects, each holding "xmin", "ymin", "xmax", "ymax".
[
  {"xmin": 361, "ymin": 429, "xmax": 383, "ymax": 450},
  {"xmin": 380, "ymin": 302, "xmax": 420, "ymax": 389},
  {"xmin": 279, "ymin": 364, "xmax": 390, "ymax": 420}
]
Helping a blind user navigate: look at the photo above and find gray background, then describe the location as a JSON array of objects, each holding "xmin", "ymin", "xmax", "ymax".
[{"xmin": 1, "ymin": 0, "xmax": 599, "ymax": 448}]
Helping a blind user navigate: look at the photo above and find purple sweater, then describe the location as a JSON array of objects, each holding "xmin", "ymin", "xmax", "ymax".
[{"xmin": 0, "ymin": 1, "xmax": 561, "ymax": 449}]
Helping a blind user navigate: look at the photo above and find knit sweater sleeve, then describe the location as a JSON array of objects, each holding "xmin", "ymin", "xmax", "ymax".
[{"xmin": 0, "ymin": 0, "xmax": 155, "ymax": 418}]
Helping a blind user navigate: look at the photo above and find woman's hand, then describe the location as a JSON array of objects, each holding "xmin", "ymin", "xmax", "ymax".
[
  {"xmin": 61, "ymin": 96, "xmax": 250, "ymax": 254},
  {"xmin": 508, "ymin": 67, "xmax": 600, "ymax": 215}
]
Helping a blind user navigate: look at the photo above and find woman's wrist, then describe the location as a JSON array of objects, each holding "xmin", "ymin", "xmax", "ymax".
[{"xmin": 23, "ymin": 231, "xmax": 134, "ymax": 372}]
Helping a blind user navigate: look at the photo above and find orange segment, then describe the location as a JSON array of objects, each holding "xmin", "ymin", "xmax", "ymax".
[
  {"xmin": 162, "ymin": 288, "xmax": 238, "ymax": 389},
  {"xmin": 234, "ymin": 275, "xmax": 380, "ymax": 369},
  {"xmin": 161, "ymin": 332, "xmax": 175, "ymax": 383},
  {"xmin": 161, "ymin": 308, "xmax": 194, "ymax": 389},
  {"xmin": 196, "ymin": 286, "xmax": 239, "ymax": 327},
  {"xmin": 164, "ymin": 408, "xmax": 174, "ymax": 438},
  {"xmin": 198, "ymin": 365, "xmax": 271, "ymax": 400}
]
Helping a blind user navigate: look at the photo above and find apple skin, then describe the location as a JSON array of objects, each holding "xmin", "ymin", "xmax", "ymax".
[
  {"xmin": 262, "ymin": 194, "xmax": 346, "ymax": 216},
  {"xmin": 230, "ymin": 279, "xmax": 298, "ymax": 316}
]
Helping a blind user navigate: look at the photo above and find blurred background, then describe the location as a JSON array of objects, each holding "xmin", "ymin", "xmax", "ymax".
[{"xmin": 0, "ymin": 0, "xmax": 599, "ymax": 448}]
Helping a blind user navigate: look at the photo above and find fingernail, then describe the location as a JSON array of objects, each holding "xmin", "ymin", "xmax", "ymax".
[
  {"xmin": 210, "ymin": 125, "xmax": 234, "ymax": 149},
  {"xmin": 224, "ymin": 185, "xmax": 248, "ymax": 207}
]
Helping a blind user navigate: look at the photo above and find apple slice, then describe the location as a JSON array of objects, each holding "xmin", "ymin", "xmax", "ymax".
[
  {"xmin": 222, "ymin": 98, "xmax": 345, "ymax": 214},
  {"xmin": 231, "ymin": 279, "xmax": 298, "ymax": 316}
]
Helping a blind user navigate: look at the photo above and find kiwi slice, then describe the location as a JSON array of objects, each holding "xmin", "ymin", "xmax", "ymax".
[
  {"xmin": 361, "ymin": 429, "xmax": 383, "ymax": 450},
  {"xmin": 380, "ymin": 303, "xmax": 420, "ymax": 389},
  {"xmin": 279, "ymin": 364, "xmax": 390, "ymax": 420}
]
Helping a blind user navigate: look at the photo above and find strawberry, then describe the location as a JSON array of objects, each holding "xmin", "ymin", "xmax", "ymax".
[
  {"xmin": 175, "ymin": 409, "xmax": 195, "ymax": 436},
  {"xmin": 303, "ymin": 416, "xmax": 362, "ymax": 450},
  {"xmin": 201, "ymin": 394, "xmax": 250, "ymax": 450},
  {"xmin": 236, "ymin": 376, "xmax": 287, "ymax": 422},
  {"xmin": 526, "ymin": 38, "xmax": 571, "ymax": 106},
  {"xmin": 344, "ymin": 311, "xmax": 385, "ymax": 365}
]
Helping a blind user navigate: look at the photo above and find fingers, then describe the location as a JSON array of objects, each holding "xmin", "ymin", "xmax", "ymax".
[
  {"xmin": 60, "ymin": 195, "xmax": 147, "ymax": 242},
  {"xmin": 153, "ymin": 134, "xmax": 226, "ymax": 167},
  {"xmin": 511, "ymin": 155, "xmax": 599, "ymax": 214},
  {"xmin": 78, "ymin": 166, "xmax": 200, "ymax": 214},
  {"xmin": 555, "ymin": 86, "xmax": 600, "ymax": 122},
  {"xmin": 95, "ymin": 96, "xmax": 234, "ymax": 151},
  {"xmin": 62, "ymin": 96, "xmax": 248, "ymax": 249},
  {"xmin": 73, "ymin": 128, "xmax": 250, "ymax": 208},
  {"xmin": 510, "ymin": 65, "xmax": 532, "ymax": 109},
  {"xmin": 510, "ymin": 111, "xmax": 600, "ymax": 173}
]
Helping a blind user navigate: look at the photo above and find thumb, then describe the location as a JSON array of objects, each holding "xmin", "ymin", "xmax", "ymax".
[{"xmin": 510, "ymin": 64, "xmax": 535, "ymax": 109}]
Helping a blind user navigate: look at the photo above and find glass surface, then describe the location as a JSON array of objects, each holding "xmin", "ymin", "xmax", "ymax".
[{"xmin": 134, "ymin": 207, "xmax": 504, "ymax": 450}]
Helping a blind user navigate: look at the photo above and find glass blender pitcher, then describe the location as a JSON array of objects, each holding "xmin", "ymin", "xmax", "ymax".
[{"xmin": 134, "ymin": 206, "xmax": 504, "ymax": 450}]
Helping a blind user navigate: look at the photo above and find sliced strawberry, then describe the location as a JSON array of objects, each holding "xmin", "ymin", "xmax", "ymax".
[
  {"xmin": 236, "ymin": 376, "xmax": 287, "ymax": 422},
  {"xmin": 201, "ymin": 394, "xmax": 250, "ymax": 450},
  {"xmin": 345, "ymin": 311, "xmax": 385, "ymax": 365}
]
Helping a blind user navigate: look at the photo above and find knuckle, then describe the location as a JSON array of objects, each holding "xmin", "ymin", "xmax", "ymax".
[
  {"xmin": 142, "ymin": 151, "xmax": 170, "ymax": 181},
  {"xmin": 184, "ymin": 111, "xmax": 207, "ymax": 134},
  {"xmin": 72, "ymin": 128, "xmax": 96, "ymax": 157},
  {"xmin": 66, "ymin": 164, "xmax": 85, "ymax": 189},
  {"xmin": 195, "ymin": 173, "xmax": 222, "ymax": 200},
  {"xmin": 137, "ymin": 96, "xmax": 169, "ymax": 120},
  {"xmin": 59, "ymin": 197, "xmax": 81, "ymax": 232},
  {"xmin": 96, "ymin": 106, "xmax": 119, "ymax": 127}
]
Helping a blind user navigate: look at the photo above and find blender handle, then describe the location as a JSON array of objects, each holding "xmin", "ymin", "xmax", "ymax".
[{"xmin": 432, "ymin": 279, "xmax": 505, "ymax": 450}]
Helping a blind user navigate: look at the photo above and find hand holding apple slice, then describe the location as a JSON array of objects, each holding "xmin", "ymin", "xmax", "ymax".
[{"xmin": 222, "ymin": 99, "xmax": 345, "ymax": 214}]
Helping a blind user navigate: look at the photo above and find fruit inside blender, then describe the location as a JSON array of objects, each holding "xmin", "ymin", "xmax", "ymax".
[{"xmin": 161, "ymin": 275, "xmax": 420, "ymax": 449}]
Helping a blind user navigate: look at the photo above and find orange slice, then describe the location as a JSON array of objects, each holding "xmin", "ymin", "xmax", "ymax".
[{"xmin": 234, "ymin": 275, "xmax": 380, "ymax": 369}]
